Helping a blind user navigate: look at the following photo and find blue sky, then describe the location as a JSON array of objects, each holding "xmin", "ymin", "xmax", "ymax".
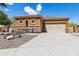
[{"xmin": 0, "ymin": 3, "xmax": 79, "ymax": 24}]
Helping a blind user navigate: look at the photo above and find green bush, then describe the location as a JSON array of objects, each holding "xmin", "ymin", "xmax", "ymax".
[{"xmin": 68, "ymin": 23, "xmax": 77, "ymax": 27}]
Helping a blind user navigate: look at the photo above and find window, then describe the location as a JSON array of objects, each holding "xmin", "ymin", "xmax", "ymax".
[
  {"xmin": 26, "ymin": 20, "xmax": 28, "ymax": 27},
  {"xmin": 20, "ymin": 20, "xmax": 22, "ymax": 28},
  {"xmin": 20, "ymin": 20, "xmax": 22, "ymax": 23},
  {"xmin": 32, "ymin": 19, "xmax": 35, "ymax": 24}
]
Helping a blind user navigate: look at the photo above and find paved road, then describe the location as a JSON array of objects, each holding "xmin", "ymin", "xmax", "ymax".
[{"xmin": 0, "ymin": 32, "xmax": 79, "ymax": 56}]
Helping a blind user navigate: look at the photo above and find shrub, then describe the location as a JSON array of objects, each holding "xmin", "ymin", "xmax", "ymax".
[{"xmin": 68, "ymin": 23, "xmax": 77, "ymax": 27}]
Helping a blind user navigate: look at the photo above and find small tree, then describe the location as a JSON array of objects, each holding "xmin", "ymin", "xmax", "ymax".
[
  {"xmin": 0, "ymin": 11, "xmax": 7, "ymax": 21},
  {"xmin": 5, "ymin": 18, "xmax": 12, "ymax": 26},
  {"xmin": 0, "ymin": 10, "xmax": 13, "ymax": 32},
  {"xmin": 18, "ymin": 27, "xmax": 21, "ymax": 38},
  {"xmin": 68, "ymin": 23, "xmax": 77, "ymax": 27},
  {"xmin": 68, "ymin": 23, "xmax": 77, "ymax": 32},
  {"xmin": 0, "ymin": 11, "xmax": 12, "ymax": 26}
]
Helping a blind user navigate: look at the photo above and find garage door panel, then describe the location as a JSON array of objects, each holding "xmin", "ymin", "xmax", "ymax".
[{"xmin": 46, "ymin": 24, "xmax": 65, "ymax": 32}]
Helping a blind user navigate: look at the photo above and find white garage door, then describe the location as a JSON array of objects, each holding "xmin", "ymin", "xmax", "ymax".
[{"xmin": 46, "ymin": 23, "xmax": 65, "ymax": 32}]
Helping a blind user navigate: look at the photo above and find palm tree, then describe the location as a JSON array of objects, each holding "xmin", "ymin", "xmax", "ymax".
[{"xmin": 0, "ymin": 3, "xmax": 7, "ymax": 8}]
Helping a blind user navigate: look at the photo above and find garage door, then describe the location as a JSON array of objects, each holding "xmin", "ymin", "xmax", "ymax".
[{"xmin": 46, "ymin": 23, "xmax": 65, "ymax": 32}]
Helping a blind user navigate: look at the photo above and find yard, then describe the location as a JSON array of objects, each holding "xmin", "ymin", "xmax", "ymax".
[{"xmin": 0, "ymin": 33, "xmax": 38, "ymax": 49}]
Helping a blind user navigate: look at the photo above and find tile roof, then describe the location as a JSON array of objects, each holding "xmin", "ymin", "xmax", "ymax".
[
  {"xmin": 43, "ymin": 16, "xmax": 69, "ymax": 21},
  {"xmin": 14, "ymin": 15, "xmax": 69, "ymax": 21},
  {"xmin": 13, "ymin": 15, "xmax": 42, "ymax": 19}
]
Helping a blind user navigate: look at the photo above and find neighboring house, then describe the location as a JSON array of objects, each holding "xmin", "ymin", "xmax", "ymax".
[
  {"xmin": 14, "ymin": 15, "xmax": 69, "ymax": 33},
  {"xmin": 0, "ymin": 25, "xmax": 8, "ymax": 32},
  {"xmin": 0, "ymin": 25, "xmax": 4, "ymax": 32},
  {"xmin": 75, "ymin": 25, "xmax": 79, "ymax": 33}
]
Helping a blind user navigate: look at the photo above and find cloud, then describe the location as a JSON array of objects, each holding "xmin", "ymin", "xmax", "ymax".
[
  {"xmin": 5, "ymin": 8, "xmax": 9, "ymax": 11},
  {"xmin": 24, "ymin": 4, "xmax": 42, "ymax": 15},
  {"xmin": 24, "ymin": 6, "xmax": 37, "ymax": 15},
  {"xmin": 36, "ymin": 4, "xmax": 42, "ymax": 12},
  {"xmin": 7, "ymin": 3, "xmax": 13, "ymax": 5}
]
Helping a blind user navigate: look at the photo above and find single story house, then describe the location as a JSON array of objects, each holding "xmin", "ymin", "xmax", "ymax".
[{"xmin": 14, "ymin": 15, "xmax": 69, "ymax": 33}]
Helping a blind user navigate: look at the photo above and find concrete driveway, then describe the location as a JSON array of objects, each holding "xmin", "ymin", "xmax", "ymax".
[{"xmin": 0, "ymin": 32, "xmax": 79, "ymax": 56}]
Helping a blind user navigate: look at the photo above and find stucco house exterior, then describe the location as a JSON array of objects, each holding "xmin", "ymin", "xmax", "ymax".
[
  {"xmin": 14, "ymin": 15, "xmax": 69, "ymax": 33},
  {"xmin": 75, "ymin": 25, "xmax": 79, "ymax": 33}
]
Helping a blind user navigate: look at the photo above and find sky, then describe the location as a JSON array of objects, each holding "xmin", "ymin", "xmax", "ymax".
[{"xmin": 0, "ymin": 3, "xmax": 79, "ymax": 24}]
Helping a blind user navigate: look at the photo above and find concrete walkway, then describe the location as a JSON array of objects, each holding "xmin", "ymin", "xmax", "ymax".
[{"xmin": 0, "ymin": 32, "xmax": 79, "ymax": 56}]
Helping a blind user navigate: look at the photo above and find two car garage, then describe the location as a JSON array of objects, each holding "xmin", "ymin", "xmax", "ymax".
[
  {"xmin": 44, "ymin": 17, "xmax": 69, "ymax": 33},
  {"xmin": 46, "ymin": 23, "xmax": 65, "ymax": 32}
]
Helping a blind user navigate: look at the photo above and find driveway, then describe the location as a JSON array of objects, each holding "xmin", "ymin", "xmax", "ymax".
[{"xmin": 0, "ymin": 32, "xmax": 79, "ymax": 56}]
